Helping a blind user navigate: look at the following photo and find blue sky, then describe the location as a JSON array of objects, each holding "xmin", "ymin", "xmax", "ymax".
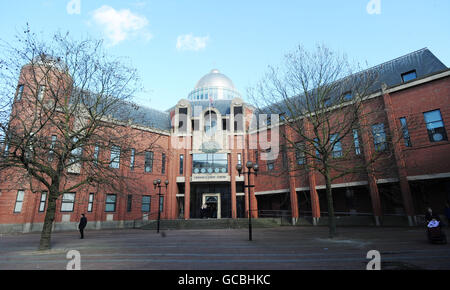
[{"xmin": 1, "ymin": 0, "xmax": 449, "ymax": 111}]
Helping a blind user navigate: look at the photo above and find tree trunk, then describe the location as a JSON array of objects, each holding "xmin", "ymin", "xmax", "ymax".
[
  {"xmin": 39, "ymin": 190, "xmax": 58, "ymax": 250},
  {"xmin": 324, "ymin": 166, "xmax": 336, "ymax": 238}
]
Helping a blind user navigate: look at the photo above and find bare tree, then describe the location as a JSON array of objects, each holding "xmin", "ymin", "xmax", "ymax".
[
  {"xmin": 250, "ymin": 44, "xmax": 400, "ymax": 238},
  {"xmin": 0, "ymin": 26, "xmax": 162, "ymax": 250}
]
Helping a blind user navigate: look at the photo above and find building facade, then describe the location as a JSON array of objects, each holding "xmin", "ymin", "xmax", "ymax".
[{"xmin": 1, "ymin": 48, "xmax": 449, "ymax": 233}]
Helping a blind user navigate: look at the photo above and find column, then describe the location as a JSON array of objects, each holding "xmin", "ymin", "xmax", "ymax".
[{"xmin": 382, "ymin": 88, "xmax": 415, "ymax": 225}]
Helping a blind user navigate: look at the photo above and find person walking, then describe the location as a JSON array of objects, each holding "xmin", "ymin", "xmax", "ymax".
[{"xmin": 78, "ymin": 214, "xmax": 87, "ymax": 239}]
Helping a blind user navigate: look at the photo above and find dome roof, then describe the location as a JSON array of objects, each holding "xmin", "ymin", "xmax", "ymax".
[{"xmin": 194, "ymin": 69, "xmax": 236, "ymax": 90}]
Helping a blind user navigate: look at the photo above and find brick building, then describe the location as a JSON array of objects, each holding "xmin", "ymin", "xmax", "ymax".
[{"xmin": 0, "ymin": 48, "xmax": 449, "ymax": 233}]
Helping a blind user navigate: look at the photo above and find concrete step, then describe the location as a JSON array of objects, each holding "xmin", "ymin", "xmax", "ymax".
[{"xmin": 139, "ymin": 218, "xmax": 282, "ymax": 230}]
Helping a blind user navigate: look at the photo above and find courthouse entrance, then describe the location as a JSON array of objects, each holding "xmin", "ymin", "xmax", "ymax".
[{"xmin": 202, "ymin": 193, "xmax": 221, "ymax": 219}]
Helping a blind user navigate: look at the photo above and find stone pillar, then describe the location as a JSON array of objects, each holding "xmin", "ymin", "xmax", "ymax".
[
  {"xmin": 304, "ymin": 120, "xmax": 321, "ymax": 225},
  {"xmin": 184, "ymin": 150, "xmax": 191, "ymax": 220},
  {"xmin": 230, "ymin": 150, "xmax": 237, "ymax": 219},
  {"xmin": 285, "ymin": 127, "xmax": 299, "ymax": 225},
  {"xmin": 358, "ymin": 108, "xmax": 382, "ymax": 226}
]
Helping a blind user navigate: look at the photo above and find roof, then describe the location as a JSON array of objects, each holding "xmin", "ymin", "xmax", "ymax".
[{"xmin": 255, "ymin": 48, "xmax": 448, "ymax": 116}]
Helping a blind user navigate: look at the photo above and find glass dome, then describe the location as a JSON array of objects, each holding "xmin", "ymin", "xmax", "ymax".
[{"xmin": 188, "ymin": 69, "xmax": 241, "ymax": 101}]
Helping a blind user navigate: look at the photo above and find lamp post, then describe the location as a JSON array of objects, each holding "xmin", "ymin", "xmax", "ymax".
[
  {"xmin": 153, "ymin": 179, "xmax": 169, "ymax": 234},
  {"xmin": 236, "ymin": 161, "xmax": 259, "ymax": 241}
]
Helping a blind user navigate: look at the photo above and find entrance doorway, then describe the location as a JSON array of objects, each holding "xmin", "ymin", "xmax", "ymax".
[{"xmin": 202, "ymin": 193, "xmax": 221, "ymax": 219}]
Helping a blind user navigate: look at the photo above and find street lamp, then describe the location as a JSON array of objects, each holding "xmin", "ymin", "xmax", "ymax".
[
  {"xmin": 153, "ymin": 179, "xmax": 169, "ymax": 234},
  {"xmin": 236, "ymin": 161, "xmax": 259, "ymax": 241}
]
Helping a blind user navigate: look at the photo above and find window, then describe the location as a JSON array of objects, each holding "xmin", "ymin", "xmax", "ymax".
[
  {"xmin": 16, "ymin": 85, "xmax": 24, "ymax": 101},
  {"xmin": 423, "ymin": 109, "xmax": 447, "ymax": 142},
  {"xmin": 353, "ymin": 129, "xmax": 361, "ymax": 155},
  {"xmin": 179, "ymin": 154, "xmax": 184, "ymax": 175},
  {"xmin": 372, "ymin": 123, "xmax": 387, "ymax": 152},
  {"xmin": 159, "ymin": 196, "xmax": 164, "ymax": 212},
  {"xmin": 204, "ymin": 111, "xmax": 217, "ymax": 136},
  {"xmin": 161, "ymin": 153, "xmax": 166, "ymax": 174},
  {"xmin": 399, "ymin": 117, "xmax": 412, "ymax": 147},
  {"xmin": 192, "ymin": 153, "xmax": 228, "ymax": 174},
  {"xmin": 127, "ymin": 195, "xmax": 132, "ymax": 212},
  {"xmin": 105, "ymin": 194, "xmax": 116, "ymax": 212},
  {"xmin": 314, "ymin": 138, "xmax": 320, "ymax": 158},
  {"xmin": 142, "ymin": 196, "xmax": 151, "ymax": 212},
  {"xmin": 130, "ymin": 148, "xmax": 135, "ymax": 171},
  {"xmin": 68, "ymin": 137, "xmax": 83, "ymax": 174},
  {"xmin": 110, "ymin": 146, "xmax": 121, "ymax": 169},
  {"xmin": 14, "ymin": 190, "xmax": 25, "ymax": 213},
  {"xmin": 48, "ymin": 135, "xmax": 57, "ymax": 162},
  {"xmin": 93, "ymin": 145, "xmax": 99, "ymax": 167},
  {"xmin": 267, "ymin": 161, "xmax": 275, "ymax": 171},
  {"xmin": 401, "ymin": 70, "xmax": 417, "ymax": 83},
  {"xmin": 88, "ymin": 193, "xmax": 94, "ymax": 212},
  {"xmin": 39, "ymin": 191, "xmax": 47, "ymax": 212},
  {"xmin": 178, "ymin": 108, "xmax": 188, "ymax": 133},
  {"xmin": 343, "ymin": 92, "xmax": 352, "ymax": 101},
  {"xmin": 37, "ymin": 85, "xmax": 46, "ymax": 101},
  {"xmin": 145, "ymin": 151, "xmax": 154, "ymax": 173},
  {"xmin": 2, "ymin": 133, "xmax": 10, "ymax": 157},
  {"xmin": 61, "ymin": 193, "xmax": 75, "ymax": 212},
  {"xmin": 281, "ymin": 145, "xmax": 288, "ymax": 168},
  {"xmin": 295, "ymin": 142, "xmax": 305, "ymax": 165},
  {"xmin": 234, "ymin": 106, "xmax": 243, "ymax": 132},
  {"xmin": 237, "ymin": 153, "xmax": 242, "ymax": 165},
  {"xmin": 331, "ymin": 134, "xmax": 343, "ymax": 158}
]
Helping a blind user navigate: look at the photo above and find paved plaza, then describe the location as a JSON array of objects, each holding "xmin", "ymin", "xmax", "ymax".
[{"xmin": 0, "ymin": 226, "xmax": 449, "ymax": 270}]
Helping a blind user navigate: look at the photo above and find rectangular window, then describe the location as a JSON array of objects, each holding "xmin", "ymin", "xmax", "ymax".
[
  {"xmin": 14, "ymin": 190, "xmax": 25, "ymax": 213},
  {"xmin": 38, "ymin": 85, "xmax": 46, "ymax": 101},
  {"xmin": 2, "ymin": 133, "xmax": 10, "ymax": 157},
  {"xmin": 178, "ymin": 108, "xmax": 188, "ymax": 133},
  {"xmin": 159, "ymin": 196, "xmax": 164, "ymax": 212},
  {"xmin": 401, "ymin": 70, "xmax": 417, "ymax": 83},
  {"xmin": 267, "ymin": 161, "xmax": 275, "ymax": 171},
  {"xmin": 353, "ymin": 129, "xmax": 361, "ymax": 155},
  {"xmin": 142, "ymin": 195, "xmax": 151, "ymax": 212},
  {"xmin": 161, "ymin": 153, "xmax": 166, "ymax": 174},
  {"xmin": 399, "ymin": 117, "xmax": 412, "ymax": 147},
  {"xmin": 314, "ymin": 138, "xmax": 320, "ymax": 158},
  {"xmin": 61, "ymin": 193, "xmax": 75, "ymax": 212},
  {"xmin": 423, "ymin": 109, "xmax": 447, "ymax": 142},
  {"xmin": 93, "ymin": 144, "xmax": 99, "ymax": 167},
  {"xmin": 145, "ymin": 151, "xmax": 154, "ymax": 173},
  {"xmin": 48, "ymin": 135, "xmax": 57, "ymax": 162},
  {"xmin": 331, "ymin": 134, "xmax": 343, "ymax": 158},
  {"xmin": 295, "ymin": 142, "xmax": 305, "ymax": 165},
  {"xmin": 16, "ymin": 85, "xmax": 24, "ymax": 101},
  {"xmin": 110, "ymin": 145, "xmax": 121, "ymax": 169},
  {"xmin": 192, "ymin": 153, "xmax": 228, "ymax": 174},
  {"xmin": 281, "ymin": 145, "xmax": 288, "ymax": 168},
  {"xmin": 237, "ymin": 153, "xmax": 242, "ymax": 165},
  {"xmin": 234, "ymin": 106, "xmax": 243, "ymax": 132},
  {"xmin": 105, "ymin": 194, "xmax": 116, "ymax": 212},
  {"xmin": 130, "ymin": 148, "xmax": 135, "ymax": 171},
  {"xmin": 88, "ymin": 193, "xmax": 94, "ymax": 212},
  {"xmin": 343, "ymin": 91, "xmax": 352, "ymax": 101},
  {"xmin": 372, "ymin": 123, "xmax": 387, "ymax": 152},
  {"xmin": 179, "ymin": 154, "xmax": 184, "ymax": 175},
  {"xmin": 127, "ymin": 195, "xmax": 133, "ymax": 212},
  {"xmin": 39, "ymin": 191, "xmax": 47, "ymax": 212}
]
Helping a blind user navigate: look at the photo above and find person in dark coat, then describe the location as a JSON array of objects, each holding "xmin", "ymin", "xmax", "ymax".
[{"xmin": 78, "ymin": 214, "xmax": 87, "ymax": 239}]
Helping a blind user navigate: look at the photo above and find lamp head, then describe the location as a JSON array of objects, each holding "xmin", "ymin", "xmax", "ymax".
[
  {"xmin": 236, "ymin": 163, "xmax": 242, "ymax": 173},
  {"xmin": 253, "ymin": 163, "xmax": 259, "ymax": 172},
  {"xmin": 246, "ymin": 161, "xmax": 253, "ymax": 169},
  {"xmin": 165, "ymin": 180, "xmax": 169, "ymax": 186}
]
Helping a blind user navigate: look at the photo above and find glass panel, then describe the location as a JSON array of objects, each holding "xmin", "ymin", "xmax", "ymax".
[
  {"xmin": 402, "ymin": 71, "xmax": 417, "ymax": 82},
  {"xmin": 110, "ymin": 146, "xmax": 121, "ymax": 168}
]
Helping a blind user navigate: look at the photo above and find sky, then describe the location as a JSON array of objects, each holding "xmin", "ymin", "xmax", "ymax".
[{"xmin": 0, "ymin": 0, "xmax": 449, "ymax": 111}]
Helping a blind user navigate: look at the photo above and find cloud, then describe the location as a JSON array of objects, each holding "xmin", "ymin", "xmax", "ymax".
[
  {"xmin": 176, "ymin": 34, "xmax": 209, "ymax": 51},
  {"xmin": 92, "ymin": 5, "xmax": 152, "ymax": 46}
]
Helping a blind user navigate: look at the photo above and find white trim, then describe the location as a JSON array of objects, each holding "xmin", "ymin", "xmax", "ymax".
[
  {"xmin": 407, "ymin": 172, "xmax": 450, "ymax": 181},
  {"xmin": 295, "ymin": 187, "xmax": 310, "ymax": 192},
  {"xmin": 236, "ymin": 192, "xmax": 245, "ymax": 196},
  {"xmin": 376, "ymin": 178, "xmax": 399, "ymax": 184},
  {"xmin": 176, "ymin": 194, "xmax": 185, "ymax": 197},
  {"xmin": 255, "ymin": 189, "xmax": 289, "ymax": 196}
]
